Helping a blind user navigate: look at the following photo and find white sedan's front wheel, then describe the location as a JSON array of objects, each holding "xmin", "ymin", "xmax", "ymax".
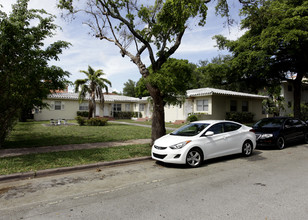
[{"xmin": 186, "ymin": 148, "xmax": 203, "ymax": 168}]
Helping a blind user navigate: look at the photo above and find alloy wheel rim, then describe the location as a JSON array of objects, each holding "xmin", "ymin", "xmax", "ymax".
[
  {"xmin": 244, "ymin": 143, "xmax": 252, "ymax": 155},
  {"xmin": 187, "ymin": 151, "xmax": 201, "ymax": 166}
]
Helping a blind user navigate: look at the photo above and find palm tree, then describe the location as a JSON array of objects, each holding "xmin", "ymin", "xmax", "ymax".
[{"xmin": 74, "ymin": 66, "xmax": 112, "ymax": 118}]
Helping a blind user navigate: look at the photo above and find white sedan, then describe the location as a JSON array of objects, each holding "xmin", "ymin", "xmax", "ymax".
[{"xmin": 152, "ymin": 120, "xmax": 256, "ymax": 168}]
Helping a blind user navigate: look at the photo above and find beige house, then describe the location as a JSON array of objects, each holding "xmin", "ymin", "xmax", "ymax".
[
  {"xmin": 164, "ymin": 88, "xmax": 268, "ymax": 122},
  {"xmin": 34, "ymin": 88, "xmax": 267, "ymax": 123},
  {"xmin": 34, "ymin": 93, "xmax": 151, "ymax": 121}
]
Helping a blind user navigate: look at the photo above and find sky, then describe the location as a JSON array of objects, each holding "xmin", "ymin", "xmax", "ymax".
[{"xmin": 2, "ymin": 0, "xmax": 245, "ymax": 93}]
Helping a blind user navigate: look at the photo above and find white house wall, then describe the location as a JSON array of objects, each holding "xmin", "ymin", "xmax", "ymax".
[
  {"xmin": 34, "ymin": 99, "xmax": 151, "ymax": 121},
  {"xmin": 164, "ymin": 104, "xmax": 185, "ymax": 122},
  {"xmin": 34, "ymin": 99, "xmax": 92, "ymax": 121},
  {"xmin": 164, "ymin": 95, "xmax": 266, "ymax": 122}
]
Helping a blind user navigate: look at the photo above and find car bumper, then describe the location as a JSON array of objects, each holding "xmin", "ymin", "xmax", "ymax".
[
  {"xmin": 256, "ymin": 138, "xmax": 277, "ymax": 147},
  {"xmin": 151, "ymin": 147, "xmax": 187, "ymax": 164}
]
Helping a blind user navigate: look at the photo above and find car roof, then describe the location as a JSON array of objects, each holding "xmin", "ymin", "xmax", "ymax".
[{"xmin": 191, "ymin": 120, "xmax": 241, "ymax": 125}]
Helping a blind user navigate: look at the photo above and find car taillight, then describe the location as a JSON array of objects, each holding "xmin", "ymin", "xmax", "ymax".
[{"xmin": 249, "ymin": 129, "xmax": 256, "ymax": 133}]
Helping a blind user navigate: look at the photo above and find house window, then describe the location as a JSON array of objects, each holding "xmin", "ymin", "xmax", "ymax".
[
  {"xmin": 79, "ymin": 103, "xmax": 88, "ymax": 111},
  {"xmin": 230, "ymin": 100, "xmax": 237, "ymax": 112},
  {"xmin": 242, "ymin": 101, "xmax": 248, "ymax": 112},
  {"xmin": 113, "ymin": 104, "xmax": 121, "ymax": 112},
  {"xmin": 139, "ymin": 104, "xmax": 145, "ymax": 111},
  {"xmin": 288, "ymin": 101, "xmax": 292, "ymax": 108},
  {"xmin": 125, "ymin": 104, "xmax": 131, "ymax": 111},
  {"xmin": 55, "ymin": 101, "xmax": 62, "ymax": 110},
  {"xmin": 197, "ymin": 100, "xmax": 208, "ymax": 111}
]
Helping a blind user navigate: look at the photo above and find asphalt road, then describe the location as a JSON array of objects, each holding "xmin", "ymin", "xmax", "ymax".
[{"xmin": 0, "ymin": 144, "xmax": 307, "ymax": 220}]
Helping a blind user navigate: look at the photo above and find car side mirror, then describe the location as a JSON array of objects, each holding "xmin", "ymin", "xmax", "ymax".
[{"xmin": 205, "ymin": 131, "xmax": 214, "ymax": 136}]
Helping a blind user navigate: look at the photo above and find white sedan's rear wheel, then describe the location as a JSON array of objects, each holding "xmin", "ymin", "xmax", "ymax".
[
  {"xmin": 242, "ymin": 141, "xmax": 253, "ymax": 157},
  {"xmin": 186, "ymin": 148, "xmax": 203, "ymax": 168}
]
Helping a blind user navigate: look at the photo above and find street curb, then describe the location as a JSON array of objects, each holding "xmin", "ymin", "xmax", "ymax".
[{"xmin": 0, "ymin": 156, "xmax": 152, "ymax": 183}]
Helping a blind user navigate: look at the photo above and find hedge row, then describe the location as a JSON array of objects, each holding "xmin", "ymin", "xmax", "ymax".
[
  {"xmin": 225, "ymin": 112, "xmax": 254, "ymax": 123},
  {"xmin": 75, "ymin": 116, "xmax": 108, "ymax": 126},
  {"xmin": 113, "ymin": 111, "xmax": 142, "ymax": 119},
  {"xmin": 77, "ymin": 111, "xmax": 89, "ymax": 117}
]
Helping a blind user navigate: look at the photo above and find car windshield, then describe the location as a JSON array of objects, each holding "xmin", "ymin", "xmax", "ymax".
[
  {"xmin": 170, "ymin": 123, "xmax": 210, "ymax": 136},
  {"xmin": 254, "ymin": 118, "xmax": 285, "ymax": 128}
]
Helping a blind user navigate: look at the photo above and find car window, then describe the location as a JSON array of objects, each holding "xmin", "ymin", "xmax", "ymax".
[
  {"xmin": 292, "ymin": 119, "xmax": 301, "ymax": 126},
  {"xmin": 254, "ymin": 118, "xmax": 285, "ymax": 128},
  {"xmin": 207, "ymin": 123, "xmax": 224, "ymax": 135},
  {"xmin": 224, "ymin": 122, "xmax": 241, "ymax": 132},
  {"xmin": 285, "ymin": 119, "xmax": 293, "ymax": 127},
  {"xmin": 171, "ymin": 123, "xmax": 209, "ymax": 136}
]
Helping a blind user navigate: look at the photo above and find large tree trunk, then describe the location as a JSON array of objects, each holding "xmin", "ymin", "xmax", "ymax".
[
  {"xmin": 134, "ymin": 58, "xmax": 166, "ymax": 145},
  {"xmin": 293, "ymin": 73, "xmax": 303, "ymax": 119},
  {"xmin": 147, "ymin": 84, "xmax": 166, "ymax": 145}
]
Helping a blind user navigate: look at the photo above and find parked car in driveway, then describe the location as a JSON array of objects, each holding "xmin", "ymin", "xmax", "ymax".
[
  {"xmin": 151, "ymin": 120, "xmax": 256, "ymax": 168},
  {"xmin": 252, "ymin": 117, "xmax": 308, "ymax": 150}
]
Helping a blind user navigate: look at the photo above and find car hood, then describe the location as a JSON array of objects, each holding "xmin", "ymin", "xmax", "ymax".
[{"xmin": 153, "ymin": 134, "xmax": 195, "ymax": 147}]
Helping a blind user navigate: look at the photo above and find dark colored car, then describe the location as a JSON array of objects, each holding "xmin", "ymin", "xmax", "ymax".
[{"xmin": 252, "ymin": 117, "xmax": 308, "ymax": 149}]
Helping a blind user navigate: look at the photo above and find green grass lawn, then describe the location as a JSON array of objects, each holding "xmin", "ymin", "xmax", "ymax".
[
  {"xmin": 0, "ymin": 144, "xmax": 151, "ymax": 175},
  {"xmin": 0, "ymin": 120, "xmax": 179, "ymax": 175},
  {"xmin": 4, "ymin": 121, "xmax": 152, "ymax": 149}
]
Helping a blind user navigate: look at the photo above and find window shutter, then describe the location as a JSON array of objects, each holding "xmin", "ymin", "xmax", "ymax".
[{"xmin": 61, "ymin": 101, "xmax": 65, "ymax": 110}]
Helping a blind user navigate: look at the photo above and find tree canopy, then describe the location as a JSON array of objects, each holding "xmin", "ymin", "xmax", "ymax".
[
  {"xmin": 135, "ymin": 58, "xmax": 195, "ymax": 104},
  {"xmin": 214, "ymin": 0, "xmax": 308, "ymax": 118},
  {"xmin": 0, "ymin": 0, "xmax": 70, "ymax": 147},
  {"xmin": 58, "ymin": 0, "xmax": 212, "ymax": 142},
  {"xmin": 123, "ymin": 79, "xmax": 137, "ymax": 97}
]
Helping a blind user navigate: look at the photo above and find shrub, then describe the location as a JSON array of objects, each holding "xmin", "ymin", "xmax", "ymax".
[
  {"xmin": 226, "ymin": 112, "xmax": 254, "ymax": 123},
  {"xmin": 113, "ymin": 111, "xmax": 143, "ymax": 119},
  {"xmin": 77, "ymin": 111, "xmax": 89, "ymax": 117},
  {"xmin": 86, "ymin": 117, "xmax": 108, "ymax": 126},
  {"xmin": 187, "ymin": 114, "xmax": 198, "ymax": 122},
  {"xmin": 75, "ymin": 116, "xmax": 86, "ymax": 126}
]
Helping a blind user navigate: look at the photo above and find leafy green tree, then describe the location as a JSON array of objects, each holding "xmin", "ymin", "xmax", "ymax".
[
  {"xmin": 214, "ymin": 0, "xmax": 308, "ymax": 118},
  {"xmin": 74, "ymin": 66, "xmax": 112, "ymax": 118},
  {"xmin": 58, "ymin": 0, "xmax": 247, "ymax": 143},
  {"xmin": 58, "ymin": 0, "xmax": 210, "ymax": 143},
  {"xmin": 196, "ymin": 55, "xmax": 266, "ymax": 93},
  {"xmin": 0, "ymin": 0, "xmax": 70, "ymax": 147},
  {"xmin": 123, "ymin": 79, "xmax": 137, "ymax": 97},
  {"xmin": 136, "ymin": 58, "xmax": 195, "ymax": 105}
]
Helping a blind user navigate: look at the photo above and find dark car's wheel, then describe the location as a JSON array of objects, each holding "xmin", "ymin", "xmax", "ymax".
[
  {"xmin": 277, "ymin": 136, "xmax": 285, "ymax": 150},
  {"xmin": 186, "ymin": 148, "xmax": 203, "ymax": 168},
  {"xmin": 242, "ymin": 141, "xmax": 253, "ymax": 157}
]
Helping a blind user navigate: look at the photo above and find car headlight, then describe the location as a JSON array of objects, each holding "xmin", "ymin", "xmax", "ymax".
[
  {"xmin": 169, "ymin": 140, "xmax": 191, "ymax": 149},
  {"xmin": 260, "ymin": 134, "xmax": 273, "ymax": 139}
]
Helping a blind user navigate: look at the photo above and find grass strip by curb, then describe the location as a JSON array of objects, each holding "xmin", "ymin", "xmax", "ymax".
[{"xmin": 0, "ymin": 144, "xmax": 151, "ymax": 175}]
